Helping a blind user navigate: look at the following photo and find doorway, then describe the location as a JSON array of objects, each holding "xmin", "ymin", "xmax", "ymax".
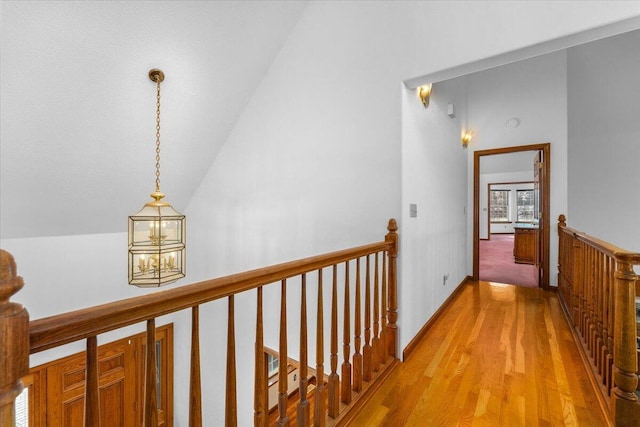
[{"xmin": 473, "ymin": 143, "xmax": 550, "ymax": 289}]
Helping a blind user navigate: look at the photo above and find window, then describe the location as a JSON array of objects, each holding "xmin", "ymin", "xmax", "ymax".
[
  {"xmin": 14, "ymin": 387, "xmax": 28, "ymax": 427},
  {"xmin": 517, "ymin": 190, "xmax": 535, "ymax": 222},
  {"xmin": 490, "ymin": 190, "xmax": 510, "ymax": 222},
  {"xmin": 267, "ymin": 353, "xmax": 279, "ymax": 378}
]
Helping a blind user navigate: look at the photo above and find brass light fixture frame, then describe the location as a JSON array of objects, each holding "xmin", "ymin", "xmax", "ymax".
[
  {"xmin": 462, "ymin": 130, "xmax": 473, "ymax": 148},
  {"xmin": 417, "ymin": 83, "xmax": 432, "ymax": 108},
  {"xmin": 128, "ymin": 68, "xmax": 186, "ymax": 287}
]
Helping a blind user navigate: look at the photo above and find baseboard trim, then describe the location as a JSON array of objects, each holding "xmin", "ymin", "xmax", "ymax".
[{"xmin": 402, "ymin": 275, "xmax": 472, "ymax": 361}]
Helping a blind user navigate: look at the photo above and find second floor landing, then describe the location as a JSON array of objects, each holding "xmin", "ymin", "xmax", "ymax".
[{"xmin": 352, "ymin": 280, "xmax": 610, "ymax": 426}]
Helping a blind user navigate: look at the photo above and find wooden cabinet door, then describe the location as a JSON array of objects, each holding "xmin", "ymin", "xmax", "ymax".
[
  {"xmin": 514, "ymin": 229, "xmax": 537, "ymax": 264},
  {"xmin": 26, "ymin": 324, "xmax": 173, "ymax": 427},
  {"xmin": 46, "ymin": 339, "xmax": 135, "ymax": 427}
]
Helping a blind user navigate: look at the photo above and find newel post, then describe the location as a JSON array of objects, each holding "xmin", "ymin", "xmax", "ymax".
[
  {"xmin": 0, "ymin": 250, "xmax": 29, "ymax": 427},
  {"xmin": 611, "ymin": 254, "xmax": 639, "ymax": 425},
  {"xmin": 558, "ymin": 214, "xmax": 566, "ymax": 229},
  {"xmin": 385, "ymin": 219, "xmax": 399, "ymax": 359}
]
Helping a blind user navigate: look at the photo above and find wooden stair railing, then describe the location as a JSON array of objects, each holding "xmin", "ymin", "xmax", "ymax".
[
  {"xmin": 0, "ymin": 219, "xmax": 399, "ymax": 427},
  {"xmin": 557, "ymin": 215, "xmax": 640, "ymax": 426}
]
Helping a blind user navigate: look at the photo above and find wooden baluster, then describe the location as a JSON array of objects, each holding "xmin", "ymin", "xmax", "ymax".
[
  {"xmin": 559, "ymin": 219, "xmax": 574, "ymax": 323},
  {"xmin": 569, "ymin": 232, "xmax": 578, "ymax": 325},
  {"xmin": 0, "ymin": 250, "xmax": 29, "ymax": 427},
  {"xmin": 565, "ymin": 232, "xmax": 572, "ymax": 309},
  {"xmin": 190, "ymin": 306, "xmax": 202, "ymax": 427},
  {"xmin": 611, "ymin": 256, "xmax": 639, "ymax": 423},
  {"xmin": 385, "ymin": 219, "xmax": 399, "ymax": 359},
  {"xmin": 566, "ymin": 233, "xmax": 572, "ymax": 309},
  {"xmin": 602, "ymin": 257, "xmax": 613, "ymax": 390},
  {"xmin": 85, "ymin": 335, "xmax": 101, "ymax": 427},
  {"xmin": 595, "ymin": 252, "xmax": 604, "ymax": 375},
  {"xmin": 586, "ymin": 247, "xmax": 594, "ymax": 353},
  {"xmin": 593, "ymin": 252, "xmax": 599, "ymax": 369},
  {"xmin": 352, "ymin": 258, "xmax": 363, "ymax": 393},
  {"xmin": 328, "ymin": 265, "xmax": 339, "ymax": 418},
  {"xmin": 341, "ymin": 261, "xmax": 352, "ymax": 405},
  {"xmin": 573, "ymin": 238, "xmax": 584, "ymax": 333},
  {"xmin": 276, "ymin": 281, "xmax": 289, "ymax": 427},
  {"xmin": 570, "ymin": 235, "xmax": 576, "ymax": 324},
  {"xmin": 568, "ymin": 237, "xmax": 573, "ymax": 303},
  {"xmin": 363, "ymin": 255, "xmax": 372, "ymax": 382},
  {"xmin": 589, "ymin": 248, "xmax": 595, "ymax": 346},
  {"xmin": 599, "ymin": 258, "xmax": 607, "ymax": 380},
  {"xmin": 589, "ymin": 248, "xmax": 597, "ymax": 359},
  {"xmin": 254, "ymin": 287, "xmax": 266, "ymax": 427},
  {"xmin": 587, "ymin": 248, "xmax": 594, "ymax": 348},
  {"xmin": 582, "ymin": 243, "xmax": 588, "ymax": 339},
  {"xmin": 372, "ymin": 252, "xmax": 380, "ymax": 372},
  {"xmin": 144, "ymin": 319, "xmax": 158, "ymax": 427},
  {"xmin": 226, "ymin": 296, "xmax": 237, "ymax": 427},
  {"xmin": 584, "ymin": 246, "xmax": 591, "ymax": 346},
  {"xmin": 606, "ymin": 257, "xmax": 615, "ymax": 394},
  {"xmin": 380, "ymin": 251, "xmax": 388, "ymax": 364},
  {"xmin": 297, "ymin": 275, "xmax": 310, "ymax": 427},
  {"xmin": 314, "ymin": 270, "xmax": 326, "ymax": 427},
  {"xmin": 594, "ymin": 252, "xmax": 601, "ymax": 365}
]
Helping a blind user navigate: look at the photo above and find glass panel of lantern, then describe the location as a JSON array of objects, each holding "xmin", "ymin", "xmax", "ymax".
[{"xmin": 128, "ymin": 203, "xmax": 185, "ymax": 287}]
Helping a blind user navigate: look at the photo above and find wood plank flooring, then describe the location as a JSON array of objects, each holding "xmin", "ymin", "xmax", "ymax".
[{"xmin": 349, "ymin": 281, "xmax": 609, "ymax": 426}]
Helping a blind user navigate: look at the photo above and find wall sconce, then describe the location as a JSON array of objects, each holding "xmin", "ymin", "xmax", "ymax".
[
  {"xmin": 128, "ymin": 69, "xmax": 186, "ymax": 287},
  {"xmin": 416, "ymin": 84, "xmax": 432, "ymax": 108},
  {"xmin": 461, "ymin": 130, "xmax": 473, "ymax": 148}
]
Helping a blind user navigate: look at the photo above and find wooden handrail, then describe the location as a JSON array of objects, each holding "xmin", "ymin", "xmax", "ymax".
[
  {"xmin": 3, "ymin": 219, "xmax": 399, "ymax": 426},
  {"xmin": 29, "ymin": 240, "xmax": 392, "ymax": 354},
  {"xmin": 573, "ymin": 232, "xmax": 640, "ymax": 262},
  {"xmin": 557, "ymin": 214, "xmax": 639, "ymax": 425}
]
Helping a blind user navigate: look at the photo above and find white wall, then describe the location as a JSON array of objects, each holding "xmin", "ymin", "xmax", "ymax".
[
  {"xmin": 400, "ymin": 78, "xmax": 468, "ymax": 350},
  {"xmin": 465, "ymin": 50, "xmax": 568, "ymax": 285},
  {"xmin": 0, "ymin": 233, "xmax": 186, "ymax": 368},
  {"xmin": 567, "ymin": 30, "xmax": 640, "ymax": 252}
]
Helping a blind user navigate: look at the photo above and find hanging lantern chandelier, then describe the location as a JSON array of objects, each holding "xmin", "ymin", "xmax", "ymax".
[{"xmin": 128, "ymin": 69, "xmax": 186, "ymax": 287}]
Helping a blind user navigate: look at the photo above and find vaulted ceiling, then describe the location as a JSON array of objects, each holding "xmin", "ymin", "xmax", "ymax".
[{"xmin": 0, "ymin": 1, "xmax": 307, "ymax": 238}]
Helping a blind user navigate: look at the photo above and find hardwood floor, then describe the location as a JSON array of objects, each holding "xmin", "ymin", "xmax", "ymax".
[{"xmin": 350, "ymin": 281, "xmax": 609, "ymax": 426}]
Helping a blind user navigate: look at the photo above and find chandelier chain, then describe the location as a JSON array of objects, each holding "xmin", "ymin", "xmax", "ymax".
[{"xmin": 155, "ymin": 79, "xmax": 161, "ymax": 192}]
